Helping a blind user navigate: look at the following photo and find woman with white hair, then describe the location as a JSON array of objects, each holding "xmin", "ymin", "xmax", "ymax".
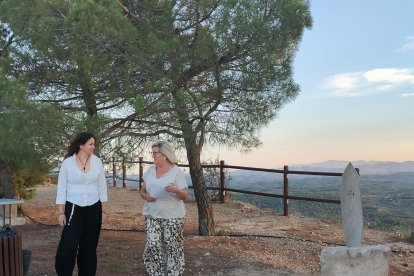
[{"xmin": 139, "ymin": 141, "xmax": 188, "ymax": 276}]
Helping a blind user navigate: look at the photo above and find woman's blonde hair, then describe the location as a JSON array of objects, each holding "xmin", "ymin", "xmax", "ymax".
[{"xmin": 152, "ymin": 141, "xmax": 178, "ymax": 164}]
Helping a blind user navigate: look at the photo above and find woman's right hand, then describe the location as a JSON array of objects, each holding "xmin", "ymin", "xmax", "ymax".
[
  {"xmin": 140, "ymin": 182, "xmax": 155, "ymax": 202},
  {"xmin": 145, "ymin": 194, "xmax": 156, "ymax": 202},
  {"xmin": 58, "ymin": 213, "xmax": 66, "ymax": 226}
]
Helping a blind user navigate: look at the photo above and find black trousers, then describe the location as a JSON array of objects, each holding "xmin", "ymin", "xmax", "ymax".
[{"xmin": 55, "ymin": 201, "xmax": 102, "ymax": 276}]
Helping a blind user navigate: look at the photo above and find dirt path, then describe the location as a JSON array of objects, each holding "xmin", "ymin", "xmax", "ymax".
[
  {"xmin": 16, "ymin": 186, "xmax": 414, "ymax": 275},
  {"xmin": 17, "ymin": 222, "xmax": 305, "ymax": 276}
]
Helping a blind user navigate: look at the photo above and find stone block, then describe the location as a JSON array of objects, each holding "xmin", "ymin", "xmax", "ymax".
[
  {"xmin": 320, "ymin": 245, "xmax": 390, "ymax": 276},
  {"xmin": 0, "ymin": 216, "xmax": 26, "ymax": 226},
  {"xmin": 0, "ymin": 204, "xmax": 18, "ymax": 217}
]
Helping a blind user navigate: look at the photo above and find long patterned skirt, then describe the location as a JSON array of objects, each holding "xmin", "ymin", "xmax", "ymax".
[{"xmin": 143, "ymin": 216, "xmax": 185, "ymax": 276}]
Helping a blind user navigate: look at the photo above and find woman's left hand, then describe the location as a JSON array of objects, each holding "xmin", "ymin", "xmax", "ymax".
[
  {"xmin": 166, "ymin": 184, "xmax": 188, "ymax": 200},
  {"xmin": 165, "ymin": 184, "xmax": 176, "ymax": 193}
]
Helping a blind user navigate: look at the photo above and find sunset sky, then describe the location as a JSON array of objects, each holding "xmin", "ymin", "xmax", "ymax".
[{"xmin": 204, "ymin": 0, "xmax": 414, "ymax": 168}]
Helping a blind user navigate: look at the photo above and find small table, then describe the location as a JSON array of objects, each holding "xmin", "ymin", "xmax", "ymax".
[{"xmin": 0, "ymin": 199, "xmax": 24, "ymax": 227}]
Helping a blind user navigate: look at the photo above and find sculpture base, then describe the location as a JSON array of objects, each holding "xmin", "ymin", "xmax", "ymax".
[
  {"xmin": 320, "ymin": 245, "xmax": 390, "ymax": 276},
  {"xmin": 0, "ymin": 216, "xmax": 26, "ymax": 226}
]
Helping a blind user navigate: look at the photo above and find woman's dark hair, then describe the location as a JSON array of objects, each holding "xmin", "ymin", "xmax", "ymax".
[{"xmin": 65, "ymin": 131, "xmax": 96, "ymax": 158}]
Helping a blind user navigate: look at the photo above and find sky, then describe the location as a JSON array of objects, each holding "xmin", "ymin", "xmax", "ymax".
[{"xmin": 204, "ymin": 0, "xmax": 414, "ymax": 169}]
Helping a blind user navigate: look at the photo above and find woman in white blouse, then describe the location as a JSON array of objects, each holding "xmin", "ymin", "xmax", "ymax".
[
  {"xmin": 55, "ymin": 131, "xmax": 108, "ymax": 276},
  {"xmin": 139, "ymin": 141, "xmax": 188, "ymax": 276}
]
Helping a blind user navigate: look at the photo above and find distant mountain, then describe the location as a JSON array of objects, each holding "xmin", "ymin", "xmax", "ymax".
[
  {"xmin": 223, "ymin": 160, "xmax": 414, "ymax": 191},
  {"xmin": 226, "ymin": 160, "xmax": 414, "ymax": 183},
  {"xmin": 110, "ymin": 160, "xmax": 413, "ymax": 189},
  {"xmin": 291, "ymin": 160, "xmax": 414, "ymax": 175}
]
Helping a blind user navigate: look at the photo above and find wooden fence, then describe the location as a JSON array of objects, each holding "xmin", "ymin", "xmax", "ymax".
[{"xmin": 106, "ymin": 157, "xmax": 359, "ymax": 217}]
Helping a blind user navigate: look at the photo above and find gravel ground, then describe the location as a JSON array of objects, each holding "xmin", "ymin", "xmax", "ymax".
[{"xmin": 17, "ymin": 185, "xmax": 414, "ymax": 275}]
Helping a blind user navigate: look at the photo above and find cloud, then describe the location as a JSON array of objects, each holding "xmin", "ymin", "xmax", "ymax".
[
  {"xmin": 363, "ymin": 69, "xmax": 414, "ymax": 83},
  {"xmin": 400, "ymin": 36, "xmax": 414, "ymax": 52},
  {"xmin": 321, "ymin": 68, "xmax": 414, "ymax": 97},
  {"xmin": 401, "ymin": 92, "xmax": 414, "ymax": 97}
]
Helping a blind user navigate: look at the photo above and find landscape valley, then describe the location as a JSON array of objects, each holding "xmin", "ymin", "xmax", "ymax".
[
  {"xmin": 226, "ymin": 161, "xmax": 414, "ymax": 232},
  {"xmin": 116, "ymin": 160, "xmax": 414, "ymax": 233}
]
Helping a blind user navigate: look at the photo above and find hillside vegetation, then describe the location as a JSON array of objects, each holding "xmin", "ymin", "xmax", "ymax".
[
  {"xmin": 112, "ymin": 161, "xmax": 414, "ymax": 233},
  {"xmin": 227, "ymin": 171, "xmax": 414, "ymax": 232}
]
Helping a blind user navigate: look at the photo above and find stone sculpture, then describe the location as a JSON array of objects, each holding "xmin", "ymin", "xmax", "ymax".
[
  {"xmin": 320, "ymin": 162, "xmax": 390, "ymax": 276},
  {"xmin": 340, "ymin": 162, "xmax": 363, "ymax": 247}
]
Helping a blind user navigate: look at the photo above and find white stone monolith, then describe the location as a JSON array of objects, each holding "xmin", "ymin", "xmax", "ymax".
[
  {"xmin": 320, "ymin": 162, "xmax": 391, "ymax": 276},
  {"xmin": 340, "ymin": 163, "xmax": 363, "ymax": 247}
]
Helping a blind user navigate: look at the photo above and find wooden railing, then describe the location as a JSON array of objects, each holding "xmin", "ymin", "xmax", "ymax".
[{"xmin": 106, "ymin": 158, "xmax": 359, "ymax": 216}]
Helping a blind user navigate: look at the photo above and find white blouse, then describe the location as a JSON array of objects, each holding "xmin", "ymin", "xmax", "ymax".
[
  {"xmin": 143, "ymin": 165, "xmax": 188, "ymax": 219},
  {"xmin": 56, "ymin": 154, "xmax": 108, "ymax": 206}
]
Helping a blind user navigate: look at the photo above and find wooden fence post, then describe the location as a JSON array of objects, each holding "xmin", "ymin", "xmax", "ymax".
[
  {"xmin": 220, "ymin": 160, "xmax": 225, "ymax": 203},
  {"xmin": 283, "ymin": 165, "xmax": 289, "ymax": 216},
  {"xmin": 112, "ymin": 157, "xmax": 117, "ymax": 187},
  {"xmin": 122, "ymin": 159, "xmax": 126, "ymax": 188},
  {"xmin": 139, "ymin": 157, "xmax": 143, "ymax": 189}
]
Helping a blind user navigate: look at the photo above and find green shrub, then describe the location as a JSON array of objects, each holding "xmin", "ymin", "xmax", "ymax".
[{"xmin": 11, "ymin": 170, "xmax": 46, "ymax": 200}]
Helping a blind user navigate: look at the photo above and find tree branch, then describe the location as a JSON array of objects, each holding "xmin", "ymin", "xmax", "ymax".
[{"xmin": 117, "ymin": 0, "xmax": 139, "ymax": 22}]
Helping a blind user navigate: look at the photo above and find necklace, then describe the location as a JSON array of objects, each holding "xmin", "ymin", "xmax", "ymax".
[{"xmin": 78, "ymin": 154, "xmax": 90, "ymax": 171}]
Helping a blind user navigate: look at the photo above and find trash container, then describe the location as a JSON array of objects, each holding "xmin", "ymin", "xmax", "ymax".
[
  {"xmin": 22, "ymin": 250, "xmax": 31, "ymax": 276},
  {"xmin": 0, "ymin": 225, "xmax": 23, "ymax": 276}
]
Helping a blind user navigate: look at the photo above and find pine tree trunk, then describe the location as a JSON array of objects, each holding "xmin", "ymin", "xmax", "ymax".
[
  {"xmin": 186, "ymin": 147, "xmax": 215, "ymax": 236},
  {"xmin": 0, "ymin": 160, "xmax": 15, "ymax": 198}
]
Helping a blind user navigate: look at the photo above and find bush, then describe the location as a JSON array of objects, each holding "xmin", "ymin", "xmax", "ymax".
[
  {"xmin": 202, "ymin": 159, "xmax": 232, "ymax": 201},
  {"xmin": 11, "ymin": 170, "xmax": 46, "ymax": 200}
]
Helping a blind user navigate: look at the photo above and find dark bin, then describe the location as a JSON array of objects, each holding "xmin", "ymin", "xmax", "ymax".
[
  {"xmin": 0, "ymin": 225, "xmax": 23, "ymax": 276},
  {"xmin": 22, "ymin": 250, "xmax": 31, "ymax": 276}
]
